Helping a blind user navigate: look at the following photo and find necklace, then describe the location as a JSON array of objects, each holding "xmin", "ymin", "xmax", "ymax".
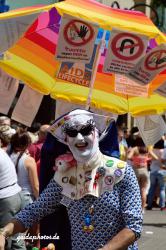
[{"xmin": 82, "ymin": 205, "xmax": 95, "ymax": 233}]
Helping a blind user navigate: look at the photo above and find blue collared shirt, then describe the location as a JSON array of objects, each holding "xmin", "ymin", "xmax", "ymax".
[{"xmin": 16, "ymin": 164, "xmax": 142, "ymax": 250}]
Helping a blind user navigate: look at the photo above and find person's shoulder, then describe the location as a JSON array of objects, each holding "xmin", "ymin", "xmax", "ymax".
[{"xmin": 102, "ymin": 155, "xmax": 127, "ymax": 184}]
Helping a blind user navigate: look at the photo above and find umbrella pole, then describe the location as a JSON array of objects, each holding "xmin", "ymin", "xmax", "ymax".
[{"xmin": 85, "ymin": 33, "xmax": 105, "ymax": 110}]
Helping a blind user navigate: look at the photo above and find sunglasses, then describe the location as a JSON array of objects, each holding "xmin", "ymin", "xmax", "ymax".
[{"xmin": 65, "ymin": 124, "xmax": 95, "ymax": 137}]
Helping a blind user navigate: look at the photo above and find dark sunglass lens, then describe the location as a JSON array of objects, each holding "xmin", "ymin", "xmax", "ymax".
[
  {"xmin": 80, "ymin": 125, "xmax": 93, "ymax": 136},
  {"xmin": 66, "ymin": 129, "xmax": 78, "ymax": 137}
]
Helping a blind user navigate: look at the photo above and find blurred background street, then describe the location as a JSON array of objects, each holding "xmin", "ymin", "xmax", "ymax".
[{"xmin": 138, "ymin": 209, "xmax": 166, "ymax": 250}]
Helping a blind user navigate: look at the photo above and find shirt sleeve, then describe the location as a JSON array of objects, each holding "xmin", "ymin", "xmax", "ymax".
[
  {"xmin": 118, "ymin": 164, "xmax": 143, "ymax": 240},
  {"xmin": 15, "ymin": 179, "xmax": 63, "ymax": 228}
]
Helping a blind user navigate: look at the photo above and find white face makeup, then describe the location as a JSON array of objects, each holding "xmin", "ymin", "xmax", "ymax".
[
  {"xmin": 62, "ymin": 112, "xmax": 98, "ymax": 163},
  {"xmin": 66, "ymin": 127, "xmax": 98, "ymax": 163}
]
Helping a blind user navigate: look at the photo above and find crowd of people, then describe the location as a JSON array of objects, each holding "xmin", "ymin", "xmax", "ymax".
[
  {"xmin": 0, "ymin": 112, "xmax": 166, "ymax": 250},
  {"xmin": 118, "ymin": 127, "xmax": 166, "ymax": 212}
]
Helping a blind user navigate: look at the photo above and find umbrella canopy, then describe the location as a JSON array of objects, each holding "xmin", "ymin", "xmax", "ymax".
[{"xmin": 0, "ymin": 0, "xmax": 166, "ymax": 116}]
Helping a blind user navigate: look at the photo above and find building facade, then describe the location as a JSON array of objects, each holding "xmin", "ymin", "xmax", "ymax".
[{"xmin": 6, "ymin": 0, "xmax": 57, "ymax": 10}]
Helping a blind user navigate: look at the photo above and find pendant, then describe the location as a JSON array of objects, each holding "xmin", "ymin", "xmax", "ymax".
[
  {"xmin": 82, "ymin": 205, "xmax": 95, "ymax": 233},
  {"xmin": 82, "ymin": 214, "xmax": 94, "ymax": 232}
]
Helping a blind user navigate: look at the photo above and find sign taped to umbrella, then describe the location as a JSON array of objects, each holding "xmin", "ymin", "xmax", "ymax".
[
  {"xmin": 115, "ymin": 74, "xmax": 149, "ymax": 97},
  {"xmin": 103, "ymin": 29, "xmax": 149, "ymax": 74},
  {"xmin": 128, "ymin": 44, "xmax": 166, "ymax": 85},
  {"xmin": 135, "ymin": 115, "xmax": 166, "ymax": 146},
  {"xmin": 155, "ymin": 81, "xmax": 166, "ymax": 97},
  {"xmin": 55, "ymin": 14, "xmax": 99, "ymax": 63},
  {"xmin": 56, "ymin": 44, "xmax": 98, "ymax": 87}
]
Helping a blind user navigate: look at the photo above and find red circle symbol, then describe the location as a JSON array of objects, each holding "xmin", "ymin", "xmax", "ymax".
[
  {"xmin": 145, "ymin": 50, "xmax": 166, "ymax": 70},
  {"xmin": 63, "ymin": 20, "xmax": 94, "ymax": 46},
  {"xmin": 111, "ymin": 33, "xmax": 144, "ymax": 61}
]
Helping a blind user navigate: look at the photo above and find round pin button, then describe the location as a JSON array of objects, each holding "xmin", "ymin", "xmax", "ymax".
[
  {"xmin": 117, "ymin": 162, "xmax": 125, "ymax": 169},
  {"xmin": 106, "ymin": 160, "xmax": 114, "ymax": 168},
  {"xmin": 104, "ymin": 175, "xmax": 114, "ymax": 185},
  {"xmin": 114, "ymin": 169, "xmax": 122, "ymax": 177},
  {"xmin": 71, "ymin": 192, "xmax": 75, "ymax": 197},
  {"xmin": 62, "ymin": 177, "xmax": 69, "ymax": 183}
]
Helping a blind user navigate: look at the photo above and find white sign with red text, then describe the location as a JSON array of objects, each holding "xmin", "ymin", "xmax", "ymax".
[
  {"xmin": 128, "ymin": 44, "xmax": 166, "ymax": 85},
  {"xmin": 115, "ymin": 74, "xmax": 149, "ymax": 97},
  {"xmin": 56, "ymin": 14, "xmax": 99, "ymax": 63},
  {"xmin": 103, "ymin": 29, "xmax": 148, "ymax": 74}
]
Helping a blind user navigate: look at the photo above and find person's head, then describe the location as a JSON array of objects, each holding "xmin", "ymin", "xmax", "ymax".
[
  {"xmin": 117, "ymin": 128, "xmax": 124, "ymax": 142},
  {"xmin": 0, "ymin": 125, "xmax": 16, "ymax": 148},
  {"xmin": 134, "ymin": 137, "xmax": 147, "ymax": 154},
  {"xmin": 0, "ymin": 116, "xmax": 11, "ymax": 126},
  {"xmin": 61, "ymin": 109, "xmax": 99, "ymax": 163},
  {"xmin": 10, "ymin": 131, "xmax": 31, "ymax": 153},
  {"xmin": 123, "ymin": 128, "xmax": 130, "ymax": 139},
  {"xmin": 38, "ymin": 124, "xmax": 50, "ymax": 142}
]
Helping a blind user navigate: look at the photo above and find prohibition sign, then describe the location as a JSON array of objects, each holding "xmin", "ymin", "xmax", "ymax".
[
  {"xmin": 145, "ymin": 50, "xmax": 166, "ymax": 70},
  {"xmin": 111, "ymin": 33, "xmax": 144, "ymax": 61},
  {"xmin": 63, "ymin": 20, "xmax": 94, "ymax": 46}
]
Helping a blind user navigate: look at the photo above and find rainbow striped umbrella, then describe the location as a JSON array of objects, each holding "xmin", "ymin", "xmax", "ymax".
[{"xmin": 0, "ymin": 0, "xmax": 166, "ymax": 116}]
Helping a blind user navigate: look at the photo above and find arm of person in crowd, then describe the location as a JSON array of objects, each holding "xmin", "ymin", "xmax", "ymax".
[
  {"xmin": 127, "ymin": 146, "xmax": 137, "ymax": 160},
  {"xmin": 0, "ymin": 179, "xmax": 62, "ymax": 250},
  {"xmin": 99, "ymin": 165, "xmax": 143, "ymax": 250},
  {"xmin": 0, "ymin": 219, "xmax": 26, "ymax": 250},
  {"xmin": 25, "ymin": 156, "xmax": 39, "ymax": 198},
  {"xmin": 148, "ymin": 148, "xmax": 159, "ymax": 160}
]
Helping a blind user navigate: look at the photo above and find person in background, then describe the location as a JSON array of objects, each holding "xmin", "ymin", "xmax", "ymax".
[
  {"xmin": 0, "ymin": 109, "xmax": 142, "ymax": 250},
  {"xmin": 147, "ymin": 139, "xmax": 166, "ymax": 211},
  {"xmin": 128, "ymin": 137, "xmax": 150, "ymax": 212},
  {"xmin": 0, "ymin": 116, "xmax": 16, "ymax": 151},
  {"xmin": 28, "ymin": 124, "xmax": 50, "ymax": 177},
  {"xmin": 27, "ymin": 122, "xmax": 42, "ymax": 144},
  {"xmin": 0, "ymin": 148, "xmax": 26, "ymax": 250},
  {"xmin": 0, "ymin": 125, "xmax": 15, "ymax": 151},
  {"xmin": 117, "ymin": 127, "xmax": 128, "ymax": 161},
  {"xmin": 0, "ymin": 116, "xmax": 11, "ymax": 127},
  {"xmin": 123, "ymin": 128, "xmax": 131, "ymax": 147},
  {"xmin": 8, "ymin": 131, "xmax": 39, "ymax": 248},
  {"xmin": 9, "ymin": 131, "xmax": 39, "ymax": 204}
]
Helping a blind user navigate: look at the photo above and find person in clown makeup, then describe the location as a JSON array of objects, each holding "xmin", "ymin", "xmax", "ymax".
[{"xmin": 0, "ymin": 109, "xmax": 143, "ymax": 250}]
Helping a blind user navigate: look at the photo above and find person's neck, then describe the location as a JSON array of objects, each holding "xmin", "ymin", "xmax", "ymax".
[{"xmin": 77, "ymin": 148, "xmax": 102, "ymax": 171}]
